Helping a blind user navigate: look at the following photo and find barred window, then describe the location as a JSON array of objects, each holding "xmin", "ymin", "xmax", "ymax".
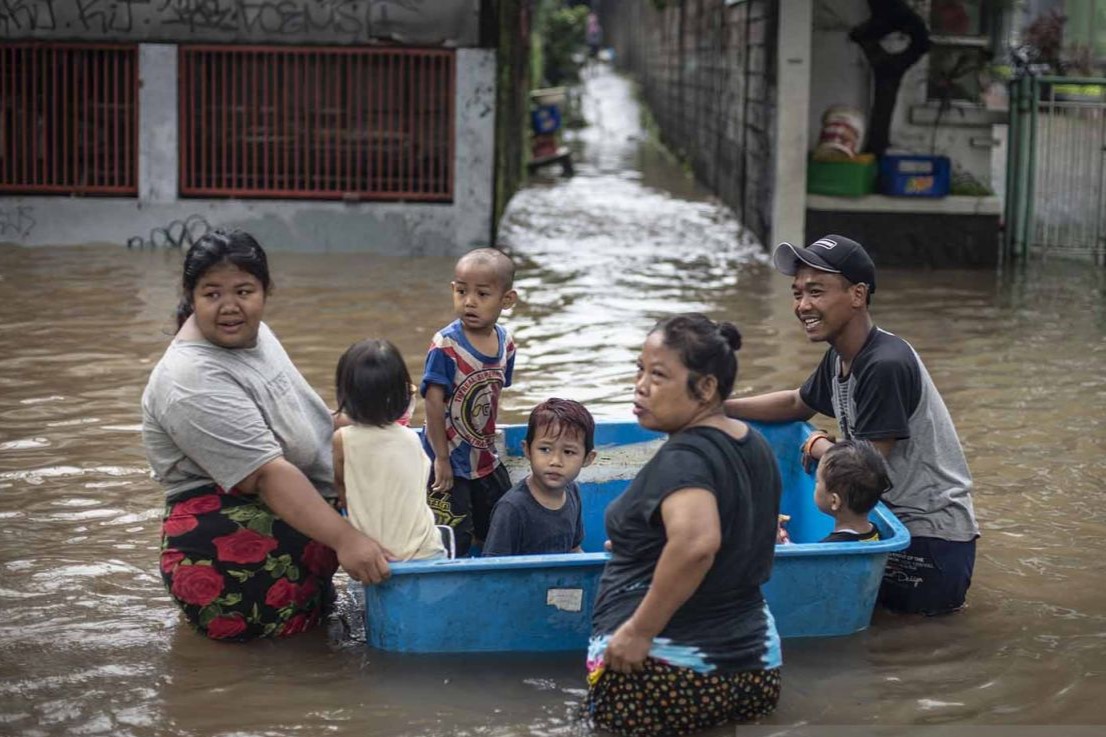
[
  {"xmin": 0, "ymin": 43, "xmax": 138, "ymax": 196},
  {"xmin": 178, "ymin": 46, "xmax": 455, "ymax": 202}
]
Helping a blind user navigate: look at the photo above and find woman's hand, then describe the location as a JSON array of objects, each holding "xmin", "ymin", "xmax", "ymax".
[
  {"xmin": 335, "ymin": 530, "xmax": 394, "ymax": 584},
  {"xmin": 604, "ymin": 618, "xmax": 652, "ymax": 674},
  {"xmin": 431, "ymin": 457, "xmax": 454, "ymax": 493},
  {"xmin": 245, "ymin": 458, "xmax": 395, "ymax": 583}
]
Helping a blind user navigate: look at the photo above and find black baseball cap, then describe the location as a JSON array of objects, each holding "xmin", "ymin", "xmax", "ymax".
[{"xmin": 772, "ymin": 235, "xmax": 876, "ymax": 294}]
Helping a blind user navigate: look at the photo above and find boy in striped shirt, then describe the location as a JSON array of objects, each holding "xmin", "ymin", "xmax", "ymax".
[{"xmin": 421, "ymin": 248, "xmax": 518, "ymax": 556}]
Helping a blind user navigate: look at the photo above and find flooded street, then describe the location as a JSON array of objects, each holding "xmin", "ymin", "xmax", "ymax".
[{"xmin": 2, "ymin": 65, "xmax": 1106, "ymax": 736}]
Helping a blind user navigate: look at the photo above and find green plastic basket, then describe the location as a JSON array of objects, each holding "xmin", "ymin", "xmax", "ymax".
[{"xmin": 807, "ymin": 156, "xmax": 877, "ymax": 197}]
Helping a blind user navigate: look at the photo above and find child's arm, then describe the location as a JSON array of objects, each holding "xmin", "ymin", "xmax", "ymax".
[
  {"xmin": 332, "ymin": 429, "xmax": 347, "ymax": 511},
  {"xmin": 503, "ymin": 329, "xmax": 516, "ymax": 388},
  {"xmin": 423, "ymin": 384, "xmax": 453, "ymax": 492}
]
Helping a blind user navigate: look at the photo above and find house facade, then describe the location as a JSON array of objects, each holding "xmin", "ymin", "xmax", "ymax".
[
  {"xmin": 0, "ymin": 0, "xmax": 500, "ymax": 254},
  {"xmin": 600, "ymin": 0, "xmax": 1043, "ymax": 267}
]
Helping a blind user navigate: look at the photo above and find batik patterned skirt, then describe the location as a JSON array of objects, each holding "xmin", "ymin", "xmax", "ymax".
[
  {"xmin": 586, "ymin": 657, "xmax": 781, "ymax": 737},
  {"xmin": 159, "ymin": 483, "xmax": 340, "ymax": 642}
]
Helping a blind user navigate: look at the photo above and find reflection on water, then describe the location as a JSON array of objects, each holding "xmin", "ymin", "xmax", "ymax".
[{"xmin": 2, "ymin": 65, "xmax": 1106, "ymax": 735}]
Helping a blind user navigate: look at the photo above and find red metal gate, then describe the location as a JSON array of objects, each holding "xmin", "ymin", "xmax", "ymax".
[
  {"xmin": 0, "ymin": 43, "xmax": 139, "ymax": 196},
  {"xmin": 178, "ymin": 46, "xmax": 455, "ymax": 202}
]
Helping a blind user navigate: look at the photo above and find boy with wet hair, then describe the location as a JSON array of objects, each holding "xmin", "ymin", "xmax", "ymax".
[
  {"xmin": 815, "ymin": 439, "xmax": 890, "ymax": 543},
  {"xmin": 421, "ymin": 247, "xmax": 518, "ymax": 556},
  {"xmin": 483, "ymin": 398, "xmax": 596, "ymax": 557}
]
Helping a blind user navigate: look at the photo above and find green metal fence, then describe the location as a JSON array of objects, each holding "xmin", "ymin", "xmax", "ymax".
[{"xmin": 1005, "ymin": 75, "xmax": 1106, "ymax": 264}]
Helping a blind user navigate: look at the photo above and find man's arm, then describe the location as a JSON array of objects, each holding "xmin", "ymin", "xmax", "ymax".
[
  {"xmin": 724, "ymin": 389, "xmax": 816, "ymax": 423},
  {"xmin": 806, "ymin": 433, "xmax": 896, "ymax": 464},
  {"xmin": 424, "ymin": 384, "xmax": 453, "ymax": 492}
]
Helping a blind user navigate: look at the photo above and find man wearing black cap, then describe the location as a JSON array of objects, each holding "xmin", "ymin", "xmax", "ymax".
[{"xmin": 724, "ymin": 235, "xmax": 979, "ymax": 616}]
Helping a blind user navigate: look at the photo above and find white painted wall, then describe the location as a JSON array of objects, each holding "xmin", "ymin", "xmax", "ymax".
[
  {"xmin": 808, "ymin": 0, "xmax": 871, "ymax": 149},
  {"xmin": 772, "ymin": 0, "xmax": 813, "ymax": 248},
  {"xmin": 1, "ymin": 46, "xmax": 497, "ymax": 254}
]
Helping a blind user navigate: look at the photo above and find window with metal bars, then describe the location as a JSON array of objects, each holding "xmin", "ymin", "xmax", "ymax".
[
  {"xmin": 179, "ymin": 46, "xmax": 455, "ymax": 202},
  {"xmin": 0, "ymin": 43, "xmax": 139, "ymax": 196}
]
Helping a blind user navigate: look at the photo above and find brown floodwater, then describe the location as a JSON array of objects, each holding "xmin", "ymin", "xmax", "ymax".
[{"xmin": 2, "ymin": 66, "xmax": 1105, "ymax": 736}]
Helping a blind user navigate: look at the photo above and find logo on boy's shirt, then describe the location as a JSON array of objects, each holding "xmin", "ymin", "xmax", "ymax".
[{"xmin": 450, "ymin": 368, "xmax": 503, "ymax": 448}]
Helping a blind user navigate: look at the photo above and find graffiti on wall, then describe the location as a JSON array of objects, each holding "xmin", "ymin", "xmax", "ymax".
[
  {"xmin": 0, "ymin": 0, "xmax": 475, "ymax": 45},
  {"xmin": 0, "ymin": 0, "xmax": 57, "ymax": 33},
  {"xmin": 0, "ymin": 205, "xmax": 36, "ymax": 239},
  {"xmin": 126, "ymin": 213, "xmax": 211, "ymax": 249}
]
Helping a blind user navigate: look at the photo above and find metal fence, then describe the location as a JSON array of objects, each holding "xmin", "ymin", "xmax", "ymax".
[
  {"xmin": 178, "ymin": 46, "xmax": 455, "ymax": 202},
  {"xmin": 599, "ymin": 0, "xmax": 776, "ymax": 242},
  {"xmin": 0, "ymin": 43, "xmax": 139, "ymax": 196},
  {"xmin": 1005, "ymin": 75, "xmax": 1106, "ymax": 263}
]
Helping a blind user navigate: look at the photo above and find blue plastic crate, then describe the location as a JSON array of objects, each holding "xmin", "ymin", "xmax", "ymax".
[{"xmin": 879, "ymin": 154, "xmax": 950, "ymax": 197}]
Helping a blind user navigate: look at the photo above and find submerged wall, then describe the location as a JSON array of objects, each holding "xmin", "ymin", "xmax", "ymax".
[{"xmin": 599, "ymin": 0, "xmax": 778, "ymax": 243}]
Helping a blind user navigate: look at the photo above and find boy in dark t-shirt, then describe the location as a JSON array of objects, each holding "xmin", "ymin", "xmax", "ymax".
[
  {"xmin": 813, "ymin": 439, "xmax": 889, "ymax": 542},
  {"xmin": 482, "ymin": 399, "xmax": 596, "ymax": 557}
]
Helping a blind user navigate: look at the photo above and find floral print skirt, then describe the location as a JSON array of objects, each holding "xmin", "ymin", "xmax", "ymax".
[
  {"xmin": 586, "ymin": 658, "xmax": 781, "ymax": 737},
  {"xmin": 159, "ymin": 483, "xmax": 340, "ymax": 642}
]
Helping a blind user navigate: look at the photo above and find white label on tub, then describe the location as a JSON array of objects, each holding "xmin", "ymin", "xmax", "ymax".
[{"xmin": 546, "ymin": 588, "xmax": 584, "ymax": 613}]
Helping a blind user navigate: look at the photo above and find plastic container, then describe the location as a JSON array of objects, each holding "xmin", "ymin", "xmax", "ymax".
[
  {"xmin": 363, "ymin": 420, "xmax": 910, "ymax": 652},
  {"xmin": 814, "ymin": 106, "xmax": 866, "ymax": 159},
  {"xmin": 531, "ymin": 133, "xmax": 559, "ymax": 159},
  {"xmin": 879, "ymin": 154, "xmax": 951, "ymax": 197},
  {"xmin": 807, "ymin": 154, "xmax": 877, "ymax": 197},
  {"xmin": 530, "ymin": 87, "xmax": 567, "ymax": 107},
  {"xmin": 530, "ymin": 105, "xmax": 562, "ymax": 135}
]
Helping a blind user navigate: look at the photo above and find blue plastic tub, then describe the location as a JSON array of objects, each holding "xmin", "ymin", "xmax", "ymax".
[
  {"xmin": 363, "ymin": 420, "xmax": 909, "ymax": 653},
  {"xmin": 879, "ymin": 154, "xmax": 950, "ymax": 197}
]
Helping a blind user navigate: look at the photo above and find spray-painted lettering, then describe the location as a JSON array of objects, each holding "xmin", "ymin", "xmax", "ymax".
[
  {"xmin": 0, "ymin": 205, "xmax": 37, "ymax": 239},
  {"xmin": 0, "ymin": 0, "xmax": 57, "ymax": 33},
  {"xmin": 76, "ymin": 0, "xmax": 151, "ymax": 34}
]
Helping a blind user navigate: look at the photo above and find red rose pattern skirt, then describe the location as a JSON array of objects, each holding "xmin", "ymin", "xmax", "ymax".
[
  {"xmin": 587, "ymin": 659, "xmax": 781, "ymax": 737},
  {"xmin": 159, "ymin": 483, "xmax": 340, "ymax": 642}
]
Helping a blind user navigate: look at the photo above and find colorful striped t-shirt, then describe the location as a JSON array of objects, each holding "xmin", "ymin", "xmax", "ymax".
[{"xmin": 420, "ymin": 320, "xmax": 515, "ymax": 480}]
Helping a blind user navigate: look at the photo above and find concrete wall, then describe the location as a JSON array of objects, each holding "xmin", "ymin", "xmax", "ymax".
[
  {"xmin": 600, "ymin": 0, "xmax": 778, "ymax": 244},
  {"xmin": 806, "ymin": 205, "xmax": 1000, "ymax": 267},
  {"xmin": 0, "ymin": 0, "xmax": 482, "ymax": 46},
  {"xmin": 492, "ymin": 0, "xmax": 530, "ymax": 236},
  {"xmin": 772, "ymin": 0, "xmax": 812, "ymax": 248},
  {"xmin": 0, "ymin": 46, "xmax": 496, "ymax": 254}
]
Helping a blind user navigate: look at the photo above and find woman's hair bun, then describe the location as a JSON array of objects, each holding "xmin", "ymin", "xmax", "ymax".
[{"xmin": 719, "ymin": 321, "xmax": 742, "ymax": 351}]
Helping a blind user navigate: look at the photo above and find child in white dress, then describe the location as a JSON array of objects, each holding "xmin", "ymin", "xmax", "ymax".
[{"xmin": 333, "ymin": 339, "xmax": 446, "ymax": 561}]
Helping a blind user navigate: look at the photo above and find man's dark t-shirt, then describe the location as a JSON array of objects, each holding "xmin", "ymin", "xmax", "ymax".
[{"xmin": 482, "ymin": 478, "xmax": 584, "ymax": 556}]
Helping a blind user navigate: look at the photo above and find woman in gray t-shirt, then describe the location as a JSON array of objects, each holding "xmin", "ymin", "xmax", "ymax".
[{"xmin": 142, "ymin": 230, "xmax": 390, "ymax": 642}]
